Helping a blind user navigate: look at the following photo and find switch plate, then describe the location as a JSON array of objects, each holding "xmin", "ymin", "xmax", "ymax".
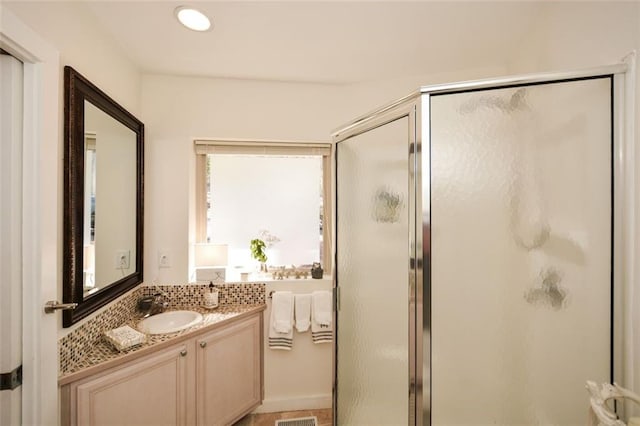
[
  {"xmin": 158, "ymin": 251, "xmax": 171, "ymax": 268},
  {"xmin": 114, "ymin": 250, "xmax": 130, "ymax": 269}
]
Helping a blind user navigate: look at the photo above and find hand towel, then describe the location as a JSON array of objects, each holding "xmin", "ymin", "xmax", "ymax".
[
  {"xmin": 272, "ymin": 291, "xmax": 293, "ymax": 333},
  {"xmin": 269, "ymin": 291, "xmax": 294, "ymax": 350},
  {"xmin": 311, "ymin": 290, "xmax": 333, "ymax": 344},
  {"xmin": 294, "ymin": 294, "xmax": 312, "ymax": 332}
]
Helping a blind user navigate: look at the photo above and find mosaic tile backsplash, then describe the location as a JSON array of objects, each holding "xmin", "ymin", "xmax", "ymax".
[
  {"xmin": 142, "ymin": 282, "xmax": 266, "ymax": 308},
  {"xmin": 58, "ymin": 287, "xmax": 143, "ymax": 375},
  {"xmin": 59, "ymin": 282, "xmax": 265, "ymax": 375}
]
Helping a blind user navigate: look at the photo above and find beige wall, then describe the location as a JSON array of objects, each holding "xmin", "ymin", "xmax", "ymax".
[
  {"xmin": 506, "ymin": 2, "xmax": 638, "ymax": 75},
  {"xmin": 141, "ymin": 64, "xmax": 508, "ymax": 285},
  {"xmin": 5, "ymin": 2, "xmax": 141, "ymax": 115},
  {"xmin": 4, "ymin": 1, "xmax": 142, "ymax": 336},
  {"xmin": 141, "ymin": 74, "xmax": 346, "ymax": 285}
]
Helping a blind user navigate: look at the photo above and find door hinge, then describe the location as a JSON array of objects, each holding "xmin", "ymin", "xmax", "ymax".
[{"xmin": 0, "ymin": 365, "xmax": 22, "ymax": 391}]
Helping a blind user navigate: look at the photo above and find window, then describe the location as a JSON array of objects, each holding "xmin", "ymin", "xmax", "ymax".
[{"xmin": 195, "ymin": 139, "xmax": 332, "ymax": 272}]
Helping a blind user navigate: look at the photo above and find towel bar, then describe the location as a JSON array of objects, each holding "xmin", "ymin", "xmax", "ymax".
[{"xmin": 268, "ymin": 290, "xmax": 333, "ymax": 300}]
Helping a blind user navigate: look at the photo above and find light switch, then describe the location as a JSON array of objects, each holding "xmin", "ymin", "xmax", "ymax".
[
  {"xmin": 158, "ymin": 251, "xmax": 171, "ymax": 268},
  {"xmin": 114, "ymin": 250, "xmax": 130, "ymax": 269}
]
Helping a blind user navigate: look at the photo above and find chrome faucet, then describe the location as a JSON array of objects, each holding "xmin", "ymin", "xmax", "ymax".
[{"xmin": 137, "ymin": 292, "xmax": 169, "ymax": 318}]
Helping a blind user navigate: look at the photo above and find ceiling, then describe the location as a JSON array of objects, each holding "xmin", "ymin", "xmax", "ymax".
[{"xmin": 81, "ymin": 1, "xmax": 545, "ymax": 84}]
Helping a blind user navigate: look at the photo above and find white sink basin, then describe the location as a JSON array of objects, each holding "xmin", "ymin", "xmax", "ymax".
[{"xmin": 138, "ymin": 310, "xmax": 203, "ymax": 334}]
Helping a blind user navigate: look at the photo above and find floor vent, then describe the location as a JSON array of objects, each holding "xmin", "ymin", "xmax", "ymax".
[{"xmin": 275, "ymin": 416, "xmax": 318, "ymax": 426}]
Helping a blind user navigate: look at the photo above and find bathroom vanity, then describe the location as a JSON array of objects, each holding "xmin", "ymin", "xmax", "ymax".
[{"xmin": 59, "ymin": 307, "xmax": 264, "ymax": 426}]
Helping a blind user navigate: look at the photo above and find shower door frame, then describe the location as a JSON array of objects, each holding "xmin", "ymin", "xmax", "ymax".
[
  {"xmin": 333, "ymin": 101, "xmax": 421, "ymax": 426},
  {"xmin": 332, "ymin": 63, "xmax": 631, "ymax": 425}
]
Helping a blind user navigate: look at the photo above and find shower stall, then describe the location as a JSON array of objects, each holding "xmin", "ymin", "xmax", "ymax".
[{"xmin": 333, "ymin": 65, "xmax": 630, "ymax": 425}]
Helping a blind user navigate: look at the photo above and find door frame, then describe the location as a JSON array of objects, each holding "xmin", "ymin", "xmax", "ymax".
[{"xmin": 0, "ymin": 6, "xmax": 60, "ymax": 425}]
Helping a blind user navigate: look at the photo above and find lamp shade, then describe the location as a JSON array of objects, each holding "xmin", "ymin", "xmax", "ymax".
[{"xmin": 194, "ymin": 244, "xmax": 228, "ymax": 267}]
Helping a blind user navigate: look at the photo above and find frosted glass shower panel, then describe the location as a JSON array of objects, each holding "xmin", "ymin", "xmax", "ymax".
[
  {"xmin": 336, "ymin": 117, "xmax": 410, "ymax": 425},
  {"xmin": 430, "ymin": 78, "xmax": 612, "ymax": 425}
]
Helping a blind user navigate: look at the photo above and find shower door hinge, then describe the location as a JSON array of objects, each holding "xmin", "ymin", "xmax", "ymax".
[
  {"xmin": 0, "ymin": 365, "xmax": 22, "ymax": 391},
  {"xmin": 333, "ymin": 287, "xmax": 340, "ymax": 311}
]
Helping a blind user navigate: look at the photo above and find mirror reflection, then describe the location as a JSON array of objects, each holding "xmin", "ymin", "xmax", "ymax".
[{"xmin": 83, "ymin": 100, "xmax": 138, "ymax": 296}]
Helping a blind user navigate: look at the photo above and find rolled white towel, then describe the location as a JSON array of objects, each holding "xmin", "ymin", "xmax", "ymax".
[
  {"xmin": 312, "ymin": 290, "xmax": 332, "ymax": 326},
  {"xmin": 311, "ymin": 291, "xmax": 333, "ymax": 344},
  {"xmin": 295, "ymin": 294, "xmax": 312, "ymax": 332},
  {"xmin": 272, "ymin": 291, "xmax": 293, "ymax": 333},
  {"xmin": 269, "ymin": 291, "xmax": 294, "ymax": 350}
]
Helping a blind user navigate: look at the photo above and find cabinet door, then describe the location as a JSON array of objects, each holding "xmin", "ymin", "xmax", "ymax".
[
  {"xmin": 73, "ymin": 344, "xmax": 190, "ymax": 426},
  {"xmin": 196, "ymin": 315, "xmax": 262, "ymax": 426}
]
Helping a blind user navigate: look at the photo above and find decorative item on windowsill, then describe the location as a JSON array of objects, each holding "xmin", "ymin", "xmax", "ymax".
[
  {"xmin": 271, "ymin": 265, "xmax": 310, "ymax": 280},
  {"xmin": 311, "ymin": 262, "xmax": 323, "ymax": 279},
  {"xmin": 194, "ymin": 243, "xmax": 227, "ymax": 283}
]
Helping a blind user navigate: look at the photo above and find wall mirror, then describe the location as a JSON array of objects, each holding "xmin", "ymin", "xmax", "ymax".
[{"xmin": 63, "ymin": 66, "xmax": 144, "ymax": 327}]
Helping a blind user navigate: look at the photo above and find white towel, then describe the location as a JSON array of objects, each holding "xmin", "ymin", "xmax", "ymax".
[
  {"xmin": 269, "ymin": 291, "xmax": 294, "ymax": 350},
  {"xmin": 272, "ymin": 291, "xmax": 293, "ymax": 333},
  {"xmin": 311, "ymin": 291, "xmax": 333, "ymax": 344},
  {"xmin": 294, "ymin": 294, "xmax": 311, "ymax": 332}
]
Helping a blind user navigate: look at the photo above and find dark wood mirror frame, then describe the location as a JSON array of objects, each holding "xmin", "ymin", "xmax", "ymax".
[{"xmin": 63, "ymin": 66, "xmax": 144, "ymax": 327}]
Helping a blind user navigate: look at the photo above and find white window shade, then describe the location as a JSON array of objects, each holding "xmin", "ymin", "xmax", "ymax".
[
  {"xmin": 208, "ymin": 154, "xmax": 322, "ymax": 267},
  {"xmin": 194, "ymin": 139, "xmax": 333, "ymax": 271},
  {"xmin": 195, "ymin": 139, "xmax": 331, "ymax": 156}
]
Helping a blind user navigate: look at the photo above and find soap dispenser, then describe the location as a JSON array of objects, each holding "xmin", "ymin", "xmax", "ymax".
[{"xmin": 203, "ymin": 282, "xmax": 219, "ymax": 309}]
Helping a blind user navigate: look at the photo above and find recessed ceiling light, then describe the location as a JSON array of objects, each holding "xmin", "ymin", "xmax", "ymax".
[{"xmin": 175, "ymin": 6, "xmax": 212, "ymax": 32}]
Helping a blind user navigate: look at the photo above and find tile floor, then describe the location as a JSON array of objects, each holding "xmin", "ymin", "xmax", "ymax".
[{"xmin": 234, "ymin": 408, "xmax": 332, "ymax": 426}]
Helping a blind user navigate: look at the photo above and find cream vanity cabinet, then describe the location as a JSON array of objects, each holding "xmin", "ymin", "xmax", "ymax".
[
  {"xmin": 61, "ymin": 312, "xmax": 263, "ymax": 426},
  {"xmin": 195, "ymin": 316, "xmax": 262, "ymax": 425}
]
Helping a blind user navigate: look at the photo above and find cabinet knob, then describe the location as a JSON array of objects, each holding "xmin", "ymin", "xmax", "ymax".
[
  {"xmin": 199, "ymin": 341, "xmax": 207, "ymax": 348},
  {"xmin": 180, "ymin": 350, "xmax": 187, "ymax": 357}
]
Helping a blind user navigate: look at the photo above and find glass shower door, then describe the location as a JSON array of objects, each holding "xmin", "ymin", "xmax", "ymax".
[
  {"xmin": 335, "ymin": 116, "xmax": 412, "ymax": 425},
  {"xmin": 429, "ymin": 77, "xmax": 613, "ymax": 425}
]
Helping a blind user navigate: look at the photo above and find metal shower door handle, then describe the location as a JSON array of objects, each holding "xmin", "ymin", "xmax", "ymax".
[{"xmin": 44, "ymin": 300, "xmax": 78, "ymax": 314}]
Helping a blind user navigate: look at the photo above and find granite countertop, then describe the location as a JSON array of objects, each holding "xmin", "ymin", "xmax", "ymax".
[{"xmin": 59, "ymin": 304, "xmax": 266, "ymax": 385}]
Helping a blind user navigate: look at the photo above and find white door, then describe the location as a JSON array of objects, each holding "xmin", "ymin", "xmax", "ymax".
[
  {"xmin": 1, "ymin": 6, "xmax": 61, "ymax": 425},
  {"xmin": 1, "ymin": 50, "xmax": 24, "ymax": 426}
]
